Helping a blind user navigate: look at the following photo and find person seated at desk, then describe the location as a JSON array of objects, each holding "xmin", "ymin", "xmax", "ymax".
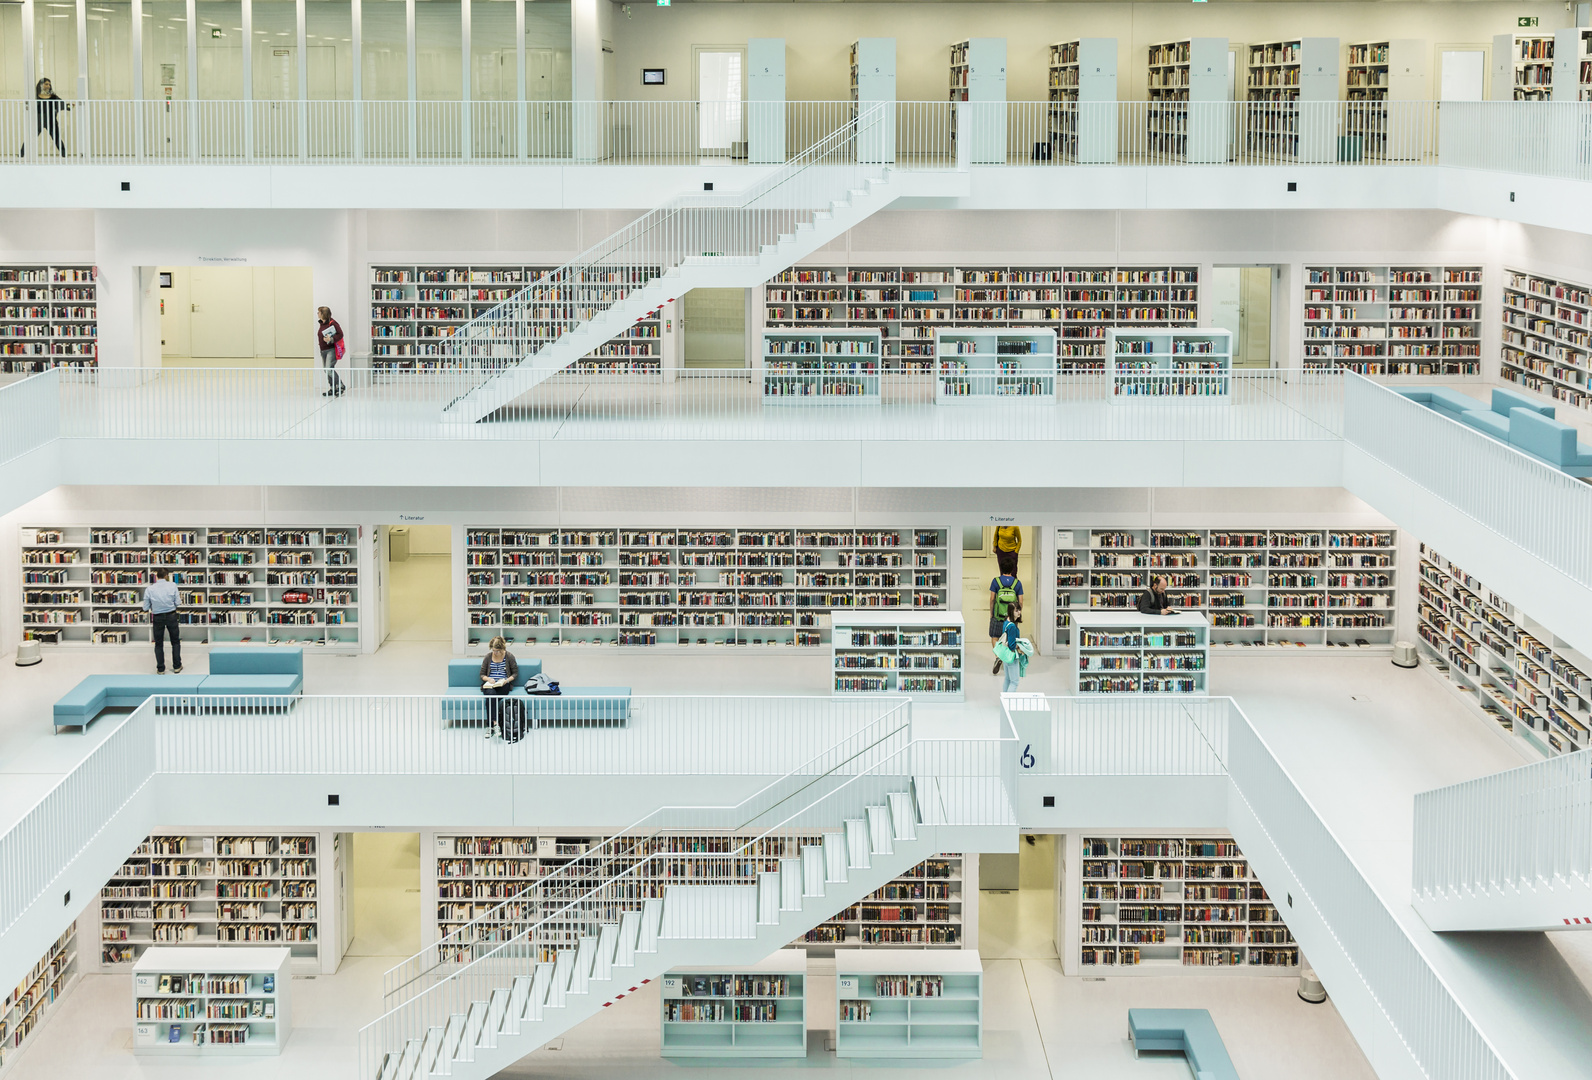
[
  {"xmin": 480, "ymin": 635, "xmax": 519, "ymax": 733},
  {"xmin": 1137, "ymin": 575, "xmax": 1176, "ymax": 616}
]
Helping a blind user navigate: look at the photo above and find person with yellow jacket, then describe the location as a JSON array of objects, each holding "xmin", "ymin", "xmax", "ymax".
[{"xmin": 994, "ymin": 525, "xmax": 1021, "ymax": 575}]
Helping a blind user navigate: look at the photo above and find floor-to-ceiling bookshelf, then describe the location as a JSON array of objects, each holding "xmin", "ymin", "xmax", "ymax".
[
  {"xmin": 95, "ymin": 833, "xmax": 332, "ymax": 974},
  {"xmin": 1146, "ymin": 38, "xmax": 1228, "ymax": 162},
  {"xmin": 464, "ymin": 526, "xmax": 950, "ymax": 650},
  {"xmin": 799, "ymin": 854, "xmax": 969, "ymax": 952},
  {"xmin": 20, "ymin": 526, "xmax": 360, "ymax": 649},
  {"xmin": 1344, "ymin": 40, "xmax": 1425, "ymax": 157},
  {"xmin": 1303, "ymin": 265, "xmax": 1483, "ymax": 376},
  {"xmin": 369, "ymin": 265, "xmax": 662, "ymax": 373},
  {"xmin": 1415, "ymin": 543, "xmax": 1592, "ymax": 759},
  {"xmin": 1501, "ymin": 267, "xmax": 1591, "ymax": 412},
  {"xmin": 764, "ymin": 265, "xmax": 1198, "ymax": 371},
  {"xmin": 0, "ymin": 926, "xmax": 77, "ymax": 1073},
  {"xmin": 1047, "ymin": 39, "xmax": 1116, "ymax": 163},
  {"xmin": 0, "ymin": 265, "xmax": 97, "ymax": 373},
  {"xmin": 1074, "ymin": 835, "xmax": 1298, "ymax": 972},
  {"xmin": 1052, "ymin": 526, "xmax": 1398, "ymax": 651}
]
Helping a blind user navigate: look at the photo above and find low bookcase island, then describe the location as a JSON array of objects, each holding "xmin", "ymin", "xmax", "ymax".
[
  {"xmin": 131, "ymin": 946, "xmax": 291, "ymax": 1056},
  {"xmin": 659, "ymin": 949, "xmax": 807, "ymax": 1058},
  {"xmin": 831, "ymin": 611, "xmax": 965, "ymax": 700},
  {"xmin": 834, "ymin": 947, "xmax": 983, "ymax": 1058},
  {"xmin": 1069, "ymin": 612, "xmax": 1211, "ymax": 695}
]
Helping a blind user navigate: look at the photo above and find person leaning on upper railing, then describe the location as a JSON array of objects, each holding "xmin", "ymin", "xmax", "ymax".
[{"xmin": 21, "ymin": 78, "xmax": 69, "ymax": 158}]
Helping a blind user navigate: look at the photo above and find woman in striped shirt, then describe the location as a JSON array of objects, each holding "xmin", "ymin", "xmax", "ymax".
[{"xmin": 479, "ymin": 636, "xmax": 519, "ymax": 734}]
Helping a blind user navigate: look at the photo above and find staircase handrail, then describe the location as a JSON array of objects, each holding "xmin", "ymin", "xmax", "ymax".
[
  {"xmin": 430, "ymin": 104, "xmax": 892, "ymax": 379},
  {"xmin": 357, "ymin": 727, "xmax": 1016, "ymax": 1078},
  {"xmin": 382, "ymin": 698, "xmax": 912, "ymax": 1000}
]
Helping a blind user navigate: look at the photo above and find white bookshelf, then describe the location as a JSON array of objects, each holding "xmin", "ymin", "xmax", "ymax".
[
  {"xmin": 762, "ymin": 328, "xmax": 882, "ymax": 404},
  {"xmin": 1053, "ymin": 526, "xmax": 1398, "ymax": 652},
  {"xmin": 660, "ymin": 950, "xmax": 807, "ymax": 1058},
  {"xmin": 1244, "ymin": 38, "xmax": 1337, "ymax": 162},
  {"xmin": 0, "ymin": 926, "xmax": 77, "ymax": 1074},
  {"xmin": 832, "ymin": 611, "xmax": 965, "ymax": 700},
  {"xmin": 1492, "ymin": 33, "xmax": 1554, "ymax": 100},
  {"xmin": 850, "ymin": 38, "xmax": 896, "ymax": 163},
  {"xmin": 1068, "ymin": 612, "xmax": 1209, "ymax": 695},
  {"xmin": 1345, "ymin": 40, "xmax": 1426, "ymax": 160},
  {"xmin": 132, "ymin": 947, "xmax": 291, "ymax": 1055},
  {"xmin": 464, "ymin": 526, "xmax": 949, "ymax": 650},
  {"xmin": 765, "ymin": 264, "xmax": 1199, "ymax": 371},
  {"xmin": 0, "ymin": 265, "xmax": 97, "ymax": 373},
  {"xmin": 1048, "ymin": 39, "xmax": 1117, "ymax": 163},
  {"xmin": 934, "ymin": 328, "xmax": 1057, "ymax": 403},
  {"xmin": 1501, "ymin": 267, "xmax": 1592, "ymax": 413},
  {"xmin": 1107, "ymin": 327, "xmax": 1231, "ymax": 403},
  {"xmin": 949, "ymin": 37, "xmax": 1006, "ymax": 164},
  {"xmin": 1416, "ymin": 544, "xmax": 1592, "ymax": 759},
  {"xmin": 834, "ymin": 948, "xmax": 982, "ymax": 1058},
  {"xmin": 20, "ymin": 525, "xmax": 360, "ymax": 650},
  {"xmin": 96, "ymin": 832, "xmax": 334, "ymax": 974},
  {"xmin": 1073, "ymin": 834, "xmax": 1298, "ymax": 973},
  {"xmin": 747, "ymin": 38, "xmax": 787, "ymax": 163},
  {"xmin": 1146, "ymin": 38, "xmax": 1229, "ymax": 163},
  {"xmin": 799, "ymin": 855, "xmax": 970, "ymax": 951},
  {"xmin": 1302, "ymin": 265, "xmax": 1483, "ymax": 376},
  {"xmin": 370, "ymin": 264, "xmax": 662, "ymax": 373}
]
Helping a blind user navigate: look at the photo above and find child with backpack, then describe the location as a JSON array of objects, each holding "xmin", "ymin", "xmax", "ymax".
[
  {"xmin": 994, "ymin": 613, "xmax": 1030, "ymax": 692},
  {"xmin": 989, "ymin": 568, "xmax": 1023, "ymax": 674}
]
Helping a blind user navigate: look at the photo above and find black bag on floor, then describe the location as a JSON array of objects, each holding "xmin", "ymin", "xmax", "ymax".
[{"xmin": 500, "ymin": 697, "xmax": 528, "ymax": 744}]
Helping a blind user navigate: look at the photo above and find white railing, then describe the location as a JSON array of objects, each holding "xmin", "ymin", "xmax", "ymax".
[
  {"xmin": 1008, "ymin": 695, "xmax": 1515, "ymax": 1080},
  {"xmin": 358, "ymin": 721, "xmax": 1018, "ymax": 1080},
  {"xmin": 53, "ymin": 367, "xmax": 1345, "ymax": 443},
  {"xmin": 1437, "ymin": 100, "xmax": 1592, "ymax": 184},
  {"xmin": 1412, "ymin": 751, "xmax": 1592, "ymax": 907},
  {"xmin": 0, "ymin": 369, "xmax": 58, "ymax": 468},
  {"xmin": 1343, "ymin": 373, "xmax": 1592, "ymax": 592}
]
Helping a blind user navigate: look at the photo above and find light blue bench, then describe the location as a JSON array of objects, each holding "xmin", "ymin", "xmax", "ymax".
[
  {"xmin": 1394, "ymin": 386, "xmax": 1485, "ymax": 423},
  {"xmin": 53, "ymin": 647, "xmax": 304, "ymax": 733},
  {"xmin": 1396, "ymin": 387, "xmax": 1592, "ymax": 479},
  {"xmin": 1508, "ymin": 408, "xmax": 1592, "ymax": 478},
  {"xmin": 442, "ymin": 660, "xmax": 629, "ymax": 729},
  {"xmin": 1127, "ymin": 1009, "xmax": 1238, "ymax": 1080},
  {"xmin": 443, "ymin": 657, "xmax": 542, "ymax": 725},
  {"xmin": 1456, "ymin": 388, "xmax": 1555, "ymax": 440}
]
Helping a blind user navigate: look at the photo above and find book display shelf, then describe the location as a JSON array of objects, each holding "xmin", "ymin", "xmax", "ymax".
[
  {"xmin": 96, "ymin": 833, "xmax": 329, "ymax": 974},
  {"xmin": 948, "ymin": 38, "xmax": 1006, "ymax": 164},
  {"xmin": 0, "ymin": 265, "xmax": 96, "ymax": 374},
  {"xmin": 369, "ymin": 265, "xmax": 662, "ymax": 373},
  {"xmin": 1068, "ymin": 613, "xmax": 1209, "ymax": 695},
  {"xmin": 1047, "ymin": 39, "xmax": 1117, "ymax": 163},
  {"xmin": 1303, "ymin": 266, "xmax": 1483, "ymax": 376},
  {"xmin": 660, "ymin": 950, "xmax": 807, "ymax": 1058},
  {"xmin": 1501, "ymin": 267, "xmax": 1592, "ymax": 412},
  {"xmin": 1345, "ymin": 40, "xmax": 1426, "ymax": 159},
  {"xmin": 20, "ymin": 525, "xmax": 360, "ymax": 649},
  {"xmin": 1107, "ymin": 328, "xmax": 1231, "ymax": 402},
  {"xmin": 464, "ymin": 527, "xmax": 950, "ymax": 650},
  {"xmin": 1492, "ymin": 33, "xmax": 1554, "ymax": 99},
  {"xmin": 831, "ymin": 612, "xmax": 964, "ymax": 700},
  {"xmin": 834, "ymin": 948, "xmax": 982, "ymax": 1058},
  {"xmin": 761, "ymin": 329, "xmax": 882, "ymax": 404},
  {"xmin": 1075, "ymin": 835, "xmax": 1298, "ymax": 973},
  {"xmin": 800, "ymin": 855, "xmax": 968, "ymax": 951},
  {"xmin": 0, "ymin": 926, "xmax": 77, "ymax": 1074},
  {"xmin": 1416, "ymin": 543, "xmax": 1592, "ymax": 759},
  {"xmin": 934, "ymin": 328, "xmax": 1056, "ymax": 403},
  {"xmin": 132, "ymin": 947, "xmax": 291, "ymax": 1055},
  {"xmin": 1146, "ymin": 38, "xmax": 1228, "ymax": 162},
  {"xmin": 1052, "ymin": 526, "xmax": 1398, "ymax": 651},
  {"xmin": 1244, "ymin": 38, "xmax": 1338, "ymax": 161},
  {"xmin": 765, "ymin": 264, "xmax": 1198, "ymax": 371}
]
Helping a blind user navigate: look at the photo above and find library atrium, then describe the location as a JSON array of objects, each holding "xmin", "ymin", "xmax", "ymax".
[{"xmin": 4, "ymin": 0, "xmax": 1592, "ymax": 1078}]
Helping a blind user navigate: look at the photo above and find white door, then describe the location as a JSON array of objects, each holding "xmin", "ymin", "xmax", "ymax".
[
  {"xmin": 694, "ymin": 47, "xmax": 744, "ymax": 153},
  {"xmin": 1441, "ymin": 50, "xmax": 1486, "ymax": 100},
  {"xmin": 189, "ymin": 267, "xmax": 255, "ymax": 358}
]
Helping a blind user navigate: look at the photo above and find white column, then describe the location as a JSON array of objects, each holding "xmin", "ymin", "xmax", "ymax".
[
  {"xmin": 74, "ymin": 0, "xmax": 88, "ymax": 101},
  {"xmin": 570, "ymin": 0, "xmax": 599, "ymax": 159},
  {"xmin": 185, "ymin": 0, "xmax": 197, "ymax": 158},
  {"xmin": 241, "ymin": 0, "xmax": 252, "ymax": 100},
  {"xmin": 514, "ymin": 0, "xmax": 525, "ymax": 159},
  {"xmin": 296, "ymin": 0, "xmax": 308, "ymax": 157},
  {"xmin": 351, "ymin": 0, "xmax": 362, "ymax": 160},
  {"xmin": 130, "ymin": 0, "xmax": 142, "ymax": 157},
  {"xmin": 459, "ymin": 0, "xmax": 470, "ymax": 158},
  {"xmin": 405, "ymin": 0, "xmax": 415, "ymax": 157}
]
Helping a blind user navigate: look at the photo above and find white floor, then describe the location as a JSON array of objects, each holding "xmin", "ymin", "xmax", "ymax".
[{"xmin": 0, "ymin": 636, "xmax": 1583, "ymax": 1079}]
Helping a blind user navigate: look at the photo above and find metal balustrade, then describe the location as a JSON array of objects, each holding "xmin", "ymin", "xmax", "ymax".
[
  {"xmin": 6, "ymin": 98, "xmax": 1591, "ymax": 180},
  {"xmin": 0, "ymin": 368, "xmax": 58, "ymax": 468}
]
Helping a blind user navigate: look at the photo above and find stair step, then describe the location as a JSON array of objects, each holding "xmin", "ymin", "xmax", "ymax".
[
  {"xmin": 824, "ymin": 832, "xmax": 849, "ymax": 883},
  {"xmin": 549, "ymin": 952, "xmax": 572, "ymax": 1009},
  {"xmin": 889, "ymin": 790, "xmax": 918, "ymax": 842},
  {"xmin": 417, "ymin": 1026, "xmax": 444, "ymax": 1079},
  {"xmin": 757, "ymin": 872, "xmax": 781, "ymax": 925},
  {"xmin": 866, "ymin": 805, "xmax": 894, "ymax": 858},
  {"xmin": 526, "ymin": 963, "xmax": 554, "ymax": 1022},
  {"xmin": 802, "ymin": 844, "xmax": 827, "ymax": 897},
  {"xmin": 640, "ymin": 898, "xmax": 663, "ymax": 952},
  {"xmin": 594, "ymin": 924, "xmax": 618, "ymax": 981},
  {"xmin": 845, "ymin": 819, "xmax": 871, "ymax": 870},
  {"xmin": 483, "ymin": 990, "xmax": 509, "ymax": 1049},
  {"xmin": 439, "ymin": 1013, "xmax": 467, "ymax": 1075},
  {"xmin": 505, "ymin": 975, "xmax": 532, "ymax": 1034},
  {"xmin": 397, "ymin": 1035, "xmax": 425, "ymax": 1080},
  {"xmin": 459, "ymin": 1000, "xmax": 488, "ymax": 1063},
  {"xmin": 780, "ymin": 857, "xmax": 803, "ymax": 911},
  {"xmin": 617, "ymin": 910, "xmax": 640, "ymax": 968},
  {"xmin": 572, "ymin": 936, "xmax": 596, "ymax": 995}
]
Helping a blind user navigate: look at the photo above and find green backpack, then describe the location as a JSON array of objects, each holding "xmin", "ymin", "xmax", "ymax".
[{"xmin": 994, "ymin": 577, "xmax": 1018, "ymax": 618}]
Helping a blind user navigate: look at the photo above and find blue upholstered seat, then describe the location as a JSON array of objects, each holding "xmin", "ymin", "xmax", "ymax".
[{"xmin": 1127, "ymin": 1009, "xmax": 1238, "ymax": 1079}]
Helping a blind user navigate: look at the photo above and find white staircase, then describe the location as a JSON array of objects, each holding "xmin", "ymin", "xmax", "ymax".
[
  {"xmin": 434, "ymin": 106, "xmax": 937, "ymax": 424},
  {"xmin": 366, "ymin": 789, "xmax": 1004, "ymax": 1080}
]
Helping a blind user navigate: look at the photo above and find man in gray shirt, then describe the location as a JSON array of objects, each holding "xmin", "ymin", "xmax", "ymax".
[{"xmin": 142, "ymin": 568, "xmax": 182, "ymax": 673}]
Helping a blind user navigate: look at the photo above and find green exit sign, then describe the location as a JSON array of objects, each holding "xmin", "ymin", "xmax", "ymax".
[{"xmin": 1518, "ymin": 16, "xmax": 1538, "ymax": 27}]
